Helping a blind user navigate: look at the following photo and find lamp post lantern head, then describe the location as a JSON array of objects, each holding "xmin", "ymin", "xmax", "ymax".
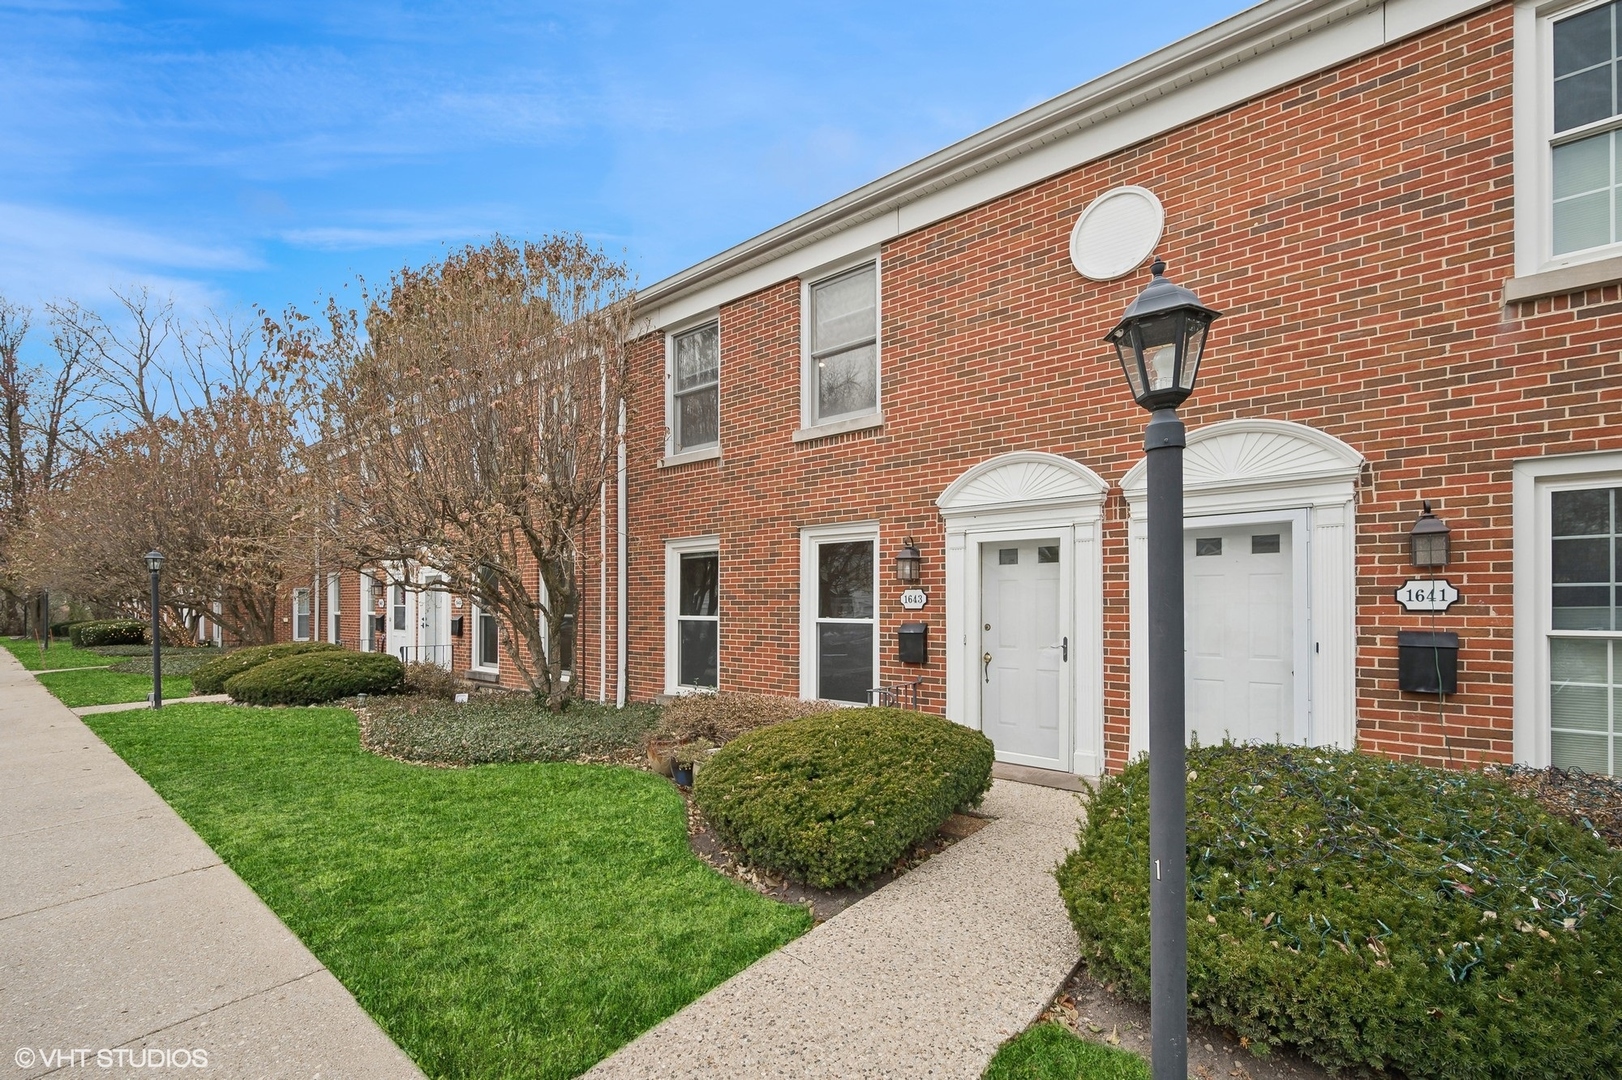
[
  {"xmin": 894, "ymin": 536, "xmax": 922, "ymax": 585},
  {"xmin": 145, "ymin": 550, "xmax": 165, "ymax": 574},
  {"xmin": 1104, "ymin": 259, "xmax": 1222, "ymax": 412},
  {"xmin": 1409, "ymin": 502, "xmax": 1451, "ymax": 568}
]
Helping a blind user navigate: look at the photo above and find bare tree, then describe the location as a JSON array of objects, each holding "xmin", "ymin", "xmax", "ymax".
[
  {"xmin": 0, "ymin": 297, "xmax": 94, "ymax": 632},
  {"xmin": 47, "ymin": 286, "xmax": 174, "ymax": 429},
  {"xmin": 286, "ymin": 235, "xmax": 634, "ymax": 707}
]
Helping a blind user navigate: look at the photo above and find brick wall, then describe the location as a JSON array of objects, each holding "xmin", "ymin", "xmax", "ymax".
[{"xmin": 593, "ymin": 2, "xmax": 1622, "ymax": 773}]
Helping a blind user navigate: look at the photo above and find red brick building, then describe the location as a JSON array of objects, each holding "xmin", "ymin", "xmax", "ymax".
[{"xmin": 300, "ymin": 0, "xmax": 1622, "ymax": 780}]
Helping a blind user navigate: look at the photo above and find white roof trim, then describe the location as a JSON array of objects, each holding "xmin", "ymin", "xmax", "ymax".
[{"xmin": 638, "ymin": 0, "xmax": 1494, "ymax": 329}]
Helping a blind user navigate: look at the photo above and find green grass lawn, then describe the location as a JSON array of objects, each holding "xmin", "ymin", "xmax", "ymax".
[
  {"xmin": 2, "ymin": 636, "xmax": 121, "ymax": 670},
  {"xmin": 85, "ymin": 704, "xmax": 811, "ymax": 1080},
  {"xmin": 37, "ymin": 668, "xmax": 193, "ymax": 707},
  {"xmin": 983, "ymin": 1025, "xmax": 1149, "ymax": 1080}
]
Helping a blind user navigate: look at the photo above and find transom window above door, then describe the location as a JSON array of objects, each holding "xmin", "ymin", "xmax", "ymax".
[
  {"xmin": 671, "ymin": 321, "xmax": 718, "ymax": 454},
  {"xmin": 807, "ymin": 263, "xmax": 878, "ymax": 425}
]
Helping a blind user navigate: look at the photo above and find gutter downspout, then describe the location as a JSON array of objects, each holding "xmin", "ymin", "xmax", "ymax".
[{"xmin": 616, "ymin": 401, "xmax": 627, "ymax": 707}]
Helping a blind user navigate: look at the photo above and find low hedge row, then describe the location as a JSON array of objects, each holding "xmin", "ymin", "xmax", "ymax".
[
  {"xmin": 1057, "ymin": 744, "xmax": 1622, "ymax": 1079},
  {"xmin": 69, "ymin": 619, "xmax": 147, "ymax": 647},
  {"xmin": 224, "ymin": 650, "xmax": 404, "ymax": 706},
  {"xmin": 692, "ymin": 707, "xmax": 994, "ymax": 888},
  {"xmin": 190, "ymin": 641, "xmax": 342, "ymax": 694}
]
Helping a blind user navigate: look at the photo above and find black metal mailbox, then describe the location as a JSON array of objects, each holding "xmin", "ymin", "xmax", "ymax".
[
  {"xmin": 897, "ymin": 622, "xmax": 929, "ymax": 665},
  {"xmin": 450, "ymin": 615, "xmax": 465, "ymax": 638},
  {"xmin": 1397, "ymin": 630, "xmax": 1458, "ymax": 695}
]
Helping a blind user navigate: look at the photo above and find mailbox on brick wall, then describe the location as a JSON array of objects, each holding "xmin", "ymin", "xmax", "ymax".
[
  {"xmin": 1397, "ymin": 630, "xmax": 1458, "ymax": 695},
  {"xmin": 897, "ymin": 622, "xmax": 928, "ymax": 665}
]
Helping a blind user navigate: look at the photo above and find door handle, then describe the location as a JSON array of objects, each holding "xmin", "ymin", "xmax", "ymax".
[
  {"xmin": 1062, "ymin": 636, "xmax": 1068, "ymax": 662},
  {"xmin": 982, "ymin": 651, "xmax": 992, "ymax": 683}
]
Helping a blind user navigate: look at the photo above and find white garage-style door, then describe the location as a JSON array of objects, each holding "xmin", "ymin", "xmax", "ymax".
[
  {"xmin": 980, "ymin": 538, "xmax": 1068, "ymax": 770},
  {"xmin": 1185, "ymin": 521, "xmax": 1299, "ymax": 746}
]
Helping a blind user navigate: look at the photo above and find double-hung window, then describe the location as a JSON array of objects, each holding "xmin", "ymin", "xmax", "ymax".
[
  {"xmin": 1548, "ymin": 1, "xmax": 1622, "ymax": 257},
  {"xmin": 801, "ymin": 526, "xmax": 877, "ymax": 704},
  {"xmin": 1548, "ymin": 485, "xmax": 1622, "ymax": 775},
  {"xmin": 666, "ymin": 538, "xmax": 718, "ymax": 692},
  {"xmin": 806, "ymin": 262, "xmax": 878, "ymax": 426},
  {"xmin": 474, "ymin": 568, "xmax": 500, "ymax": 671},
  {"xmin": 392, "ymin": 583, "xmax": 407, "ymax": 632},
  {"xmin": 292, "ymin": 588, "xmax": 312, "ymax": 641},
  {"xmin": 671, "ymin": 322, "xmax": 719, "ymax": 454}
]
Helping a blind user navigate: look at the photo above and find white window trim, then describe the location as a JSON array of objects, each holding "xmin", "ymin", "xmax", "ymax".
[
  {"xmin": 797, "ymin": 252, "xmax": 882, "ymax": 440},
  {"xmin": 799, "ymin": 522, "xmax": 881, "ymax": 704},
  {"xmin": 359, "ymin": 573, "xmax": 374, "ymax": 652},
  {"xmin": 536, "ymin": 566, "xmax": 574, "ymax": 683},
  {"xmin": 664, "ymin": 535, "xmax": 721, "ymax": 695},
  {"xmin": 1512, "ymin": 449, "xmax": 1622, "ymax": 765},
  {"xmin": 471, "ymin": 602, "xmax": 500, "ymax": 673},
  {"xmin": 1511, "ymin": 0, "xmax": 1622, "ymax": 289},
  {"xmin": 292, "ymin": 588, "xmax": 312, "ymax": 642},
  {"xmin": 326, "ymin": 573, "xmax": 341, "ymax": 644},
  {"xmin": 663, "ymin": 311, "xmax": 721, "ymax": 465}
]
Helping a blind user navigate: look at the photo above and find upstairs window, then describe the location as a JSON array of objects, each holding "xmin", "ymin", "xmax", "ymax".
[
  {"xmin": 807, "ymin": 263, "xmax": 878, "ymax": 425},
  {"xmin": 671, "ymin": 322, "xmax": 719, "ymax": 453},
  {"xmin": 1551, "ymin": 1, "xmax": 1622, "ymax": 255}
]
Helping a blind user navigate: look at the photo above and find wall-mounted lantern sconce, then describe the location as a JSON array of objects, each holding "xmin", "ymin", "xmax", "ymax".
[
  {"xmin": 1409, "ymin": 501, "xmax": 1451, "ymax": 569},
  {"xmin": 894, "ymin": 536, "xmax": 922, "ymax": 584}
]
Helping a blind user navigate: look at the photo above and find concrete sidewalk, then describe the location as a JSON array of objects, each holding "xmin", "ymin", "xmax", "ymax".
[
  {"xmin": 587, "ymin": 779, "xmax": 1085, "ymax": 1080},
  {"xmin": 0, "ymin": 649, "xmax": 422, "ymax": 1079}
]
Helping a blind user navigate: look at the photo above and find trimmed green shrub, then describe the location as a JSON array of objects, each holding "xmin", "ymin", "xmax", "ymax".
[
  {"xmin": 1057, "ymin": 745, "xmax": 1622, "ymax": 1079},
  {"xmin": 50, "ymin": 620, "xmax": 86, "ymax": 638},
  {"xmin": 692, "ymin": 707, "xmax": 994, "ymax": 888},
  {"xmin": 190, "ymin": 641, "xmax": 342, "ymax": 694},
  {"xmin": 224, "ymin": 650, "xmax": 404, "ymax": 706},
  {"xmin": 69, "ymin": 619, "xmax": 147, "ymax": 647}
]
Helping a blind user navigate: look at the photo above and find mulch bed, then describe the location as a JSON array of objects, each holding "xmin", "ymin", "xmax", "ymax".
[
  {"xmin": 680, "ymin": 790, "xmax": 989, "ymax": 922},
  {"xmin": 1484, "ymin": 763, "xmax": 1622, "ymax": 848},
  {"xmin": 1040, "ymin": 965, "xmax": 1345, "ymax": 1080}
]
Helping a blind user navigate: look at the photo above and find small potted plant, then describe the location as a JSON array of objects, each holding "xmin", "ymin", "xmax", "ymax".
[{"xmin": 670, "ymin": 739, "xmax": 714, "ymax": 787}]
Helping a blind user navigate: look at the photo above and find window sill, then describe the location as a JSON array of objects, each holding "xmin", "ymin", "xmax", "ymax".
[
  {"xmin": 1504, "ymin": 253, "xmax": 1622, "ymax": 304},
  {"xmin": 659, "ymin": 445, "xmax": 721, "ymax": 469},
  {"xmin": 792, "ymin": 413, "xmax": 883, "ymax": 444},
  {"xmin": 466, "ymin": 668, "xmax": 499, "ymax": 684}
]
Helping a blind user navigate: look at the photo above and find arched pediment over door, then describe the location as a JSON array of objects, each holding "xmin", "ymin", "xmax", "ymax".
[{"xmin": 1120, "ymin": 418, "xmax": 1366, "ymax": 757}]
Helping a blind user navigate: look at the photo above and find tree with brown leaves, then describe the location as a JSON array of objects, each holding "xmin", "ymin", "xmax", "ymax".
[{"xmin": 284, "ymin": 234, "xmax": 634, "ymax": 708}]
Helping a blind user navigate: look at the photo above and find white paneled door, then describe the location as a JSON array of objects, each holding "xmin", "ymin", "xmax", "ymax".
[
  {"xmin": 1185, "ymin": 523, "xmax": 1296, "ymax": 746},
  {"xmin": 980, "ymin": 538, "xmax": 1067, "ymax": 770}
]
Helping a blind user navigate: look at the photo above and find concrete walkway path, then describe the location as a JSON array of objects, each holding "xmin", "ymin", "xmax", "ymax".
[
  {"xmin": 0, "ymin": 649, "xmax": 422, "ymax": 1079},
  {"xmin": 74, "ymin": 694, "xmax": 232, "ymax": 716},
  {"xmin": 587, "ymin": 779, "xmax": 1085, "ymax": 1080}
]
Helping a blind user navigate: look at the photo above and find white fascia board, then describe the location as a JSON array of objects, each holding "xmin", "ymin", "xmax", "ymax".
[{"xmin": 639, "ymin": 0, "xmax": 1495, "ymax": 331}]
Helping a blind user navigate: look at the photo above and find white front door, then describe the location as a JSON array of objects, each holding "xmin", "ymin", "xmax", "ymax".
[
  {"xmin": 1185, "ymin": 522, "xmax": 1298, "ymax": 745},
  {"xmin": 980, "ymin": 538, "xmax": 1068, "ymax": 770},
  {"xmin": 419, "ymin": 585, "xmax": 451, "ymax": 669}
]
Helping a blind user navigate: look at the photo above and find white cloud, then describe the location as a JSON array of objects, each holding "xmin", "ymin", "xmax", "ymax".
[{"xmin": 0, "ymin": 201, "xmax": 256, "ymax": 310}]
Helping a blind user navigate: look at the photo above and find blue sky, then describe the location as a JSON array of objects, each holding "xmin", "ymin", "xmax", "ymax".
[{"xmin": 1, "ymin": 0, "xmax": 1246, "ymax": 325}]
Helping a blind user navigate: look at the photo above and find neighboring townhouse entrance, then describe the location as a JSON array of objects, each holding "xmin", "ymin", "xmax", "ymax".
[
  {"xmin": 1122, "ymin": 419, "xmax": 1364, "ymax": 756},
  {"xmin": 980, "ymin": 536, "xmax": 1067, "ymax": 770},
  {"xmin": 1185, "ymin": 517, "xmax": 1304, "ymax": 746},
  {"xmin": 938, "ymin": 452, "xmax": 1107, "ymax": 777},
  {"xmin": 417, "ymin": 584, "xmax": 451, "ymax": 669}
]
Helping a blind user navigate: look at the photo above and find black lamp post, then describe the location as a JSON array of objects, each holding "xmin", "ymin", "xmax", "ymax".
[
  {"xmin": 1104, "ymin": 258, "xmax": 1220, "ymax": 1080},
  {"xmin": 145, "ymin": 550, "xmax": 165, "ymax": 709}
]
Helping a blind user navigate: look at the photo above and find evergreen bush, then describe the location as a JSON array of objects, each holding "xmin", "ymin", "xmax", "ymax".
[
  {"xmin": 69, "ymin": 619, "xmax": 147, "ymax": 647},
  {"xmin": 224, "ymin": 650, "xmax": 404, "ymax": 706},
  {"xmin": 692, "ymin": 707, "xmax": 994, "ymax": 888},
  {"xmin": 1056, "ymin": 744, "xmax": 1622, "ymax": 1079},
  {"xmin": 190, "ymin": 641, "xmax": 342, "ymax": 694}
]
